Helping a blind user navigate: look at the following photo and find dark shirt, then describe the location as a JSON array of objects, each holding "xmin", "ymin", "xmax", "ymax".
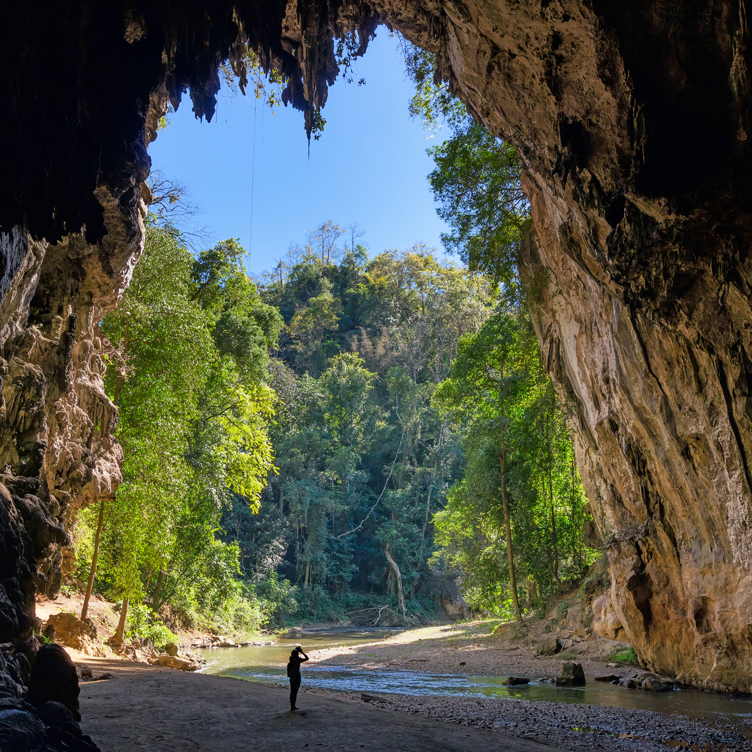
[{"xmin": 287, "ymin": 652, "xmax": 308, "ymax": 677}]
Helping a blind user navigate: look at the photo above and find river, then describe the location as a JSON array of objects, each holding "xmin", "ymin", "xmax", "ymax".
[{"xmin": 199, "ymin": 628, "xmax": 752, "ymax": 737}]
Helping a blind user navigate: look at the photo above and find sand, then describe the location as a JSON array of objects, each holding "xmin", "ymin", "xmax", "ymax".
[{"xmin": 76, "ymin": 656, "xmax": 556, "ymax": 752}]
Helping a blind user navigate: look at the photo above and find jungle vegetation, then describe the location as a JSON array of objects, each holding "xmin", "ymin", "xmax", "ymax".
[{"xmin": 67, "ymin": 43, "xmax": 597, "ymax": 642}]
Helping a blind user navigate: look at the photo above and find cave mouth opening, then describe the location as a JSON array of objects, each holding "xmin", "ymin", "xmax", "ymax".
[
  {"xmin": 3, "ymin": 0, "xmax": 752, "ymax": 695},
  {"xmin": 144, "ymin": 29, "xmax": 453, "ymax": 277}
]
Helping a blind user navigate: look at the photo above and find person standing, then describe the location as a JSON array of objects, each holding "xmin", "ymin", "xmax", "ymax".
[{"xmin": 286, "ymin": 645, "xmax": 309, "ymax": 710}]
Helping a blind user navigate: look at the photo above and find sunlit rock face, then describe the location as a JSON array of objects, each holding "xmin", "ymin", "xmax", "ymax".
[{"xmin": 0, "ymin": 0, "xmax": 751, "ymax": 691}]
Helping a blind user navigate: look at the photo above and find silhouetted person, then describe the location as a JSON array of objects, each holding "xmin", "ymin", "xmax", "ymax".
[{"xmin": 286, "ymin": 645, "xmax": 309, "ymax": 710}]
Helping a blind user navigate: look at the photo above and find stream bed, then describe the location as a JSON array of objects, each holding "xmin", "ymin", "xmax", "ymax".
[{"xmin": 199, "ymin": 629, "xmax": 752, "ymax": 739}]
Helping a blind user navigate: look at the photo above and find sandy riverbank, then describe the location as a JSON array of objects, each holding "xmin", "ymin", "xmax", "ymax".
[
  {"xmin": 309, "ymin": 619, "xmax": 631, "ymax": 678},
  {"xmin": 75, "ymin": 656, "xmax": 553, "ymax": 752},
  {"xmin": 71, "ymin": 649, "xmax": 752, "ymax": 752},
  {"xmin": 69, "ymin": 618, "xmax": 752, "ymax": 752}
]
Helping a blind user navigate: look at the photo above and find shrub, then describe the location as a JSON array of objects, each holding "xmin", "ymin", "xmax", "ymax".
[
  {"xmin": 608, "ymin": 646, "xmax": 638, "ymax": 666},
  {"xmin": 126, "ymin": 604, "xmax": 179, "ymax": 649}
]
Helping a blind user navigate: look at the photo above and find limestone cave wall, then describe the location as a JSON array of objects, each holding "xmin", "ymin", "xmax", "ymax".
[{"xmin": 0, "ymin": 0, "xmax": 751, "ymax": 692}]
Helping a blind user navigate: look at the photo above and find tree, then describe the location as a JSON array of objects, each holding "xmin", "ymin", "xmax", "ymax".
[
  {"xmin": 78, "ymin": 225, "xmax": 280, "ymax": 639},
  {"xmin": 100, "ymin": 224, "xmax": 215, "ymax": 636},
  {"xmin": 227, "ymin": 238, "xmax": 492, "ymax": 620},
  {"xmin": 433, "ymin": 303, "xmax": 594, "ymax": 613},
  {"xmin": 428, "ymin": 123, "xmax": 527, "ymax": 286},
  {"xmin": 434, "ymin": 307, "xmax": 530, "ymax": 620}
]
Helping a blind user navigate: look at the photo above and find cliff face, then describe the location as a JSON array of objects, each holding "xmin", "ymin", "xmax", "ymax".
[
  {"xmin": 427, "ymin": 0, "xmax": 752, "ymax": 690},
  {"xmin": 0, "ymin": 0, "xmax": 751, "ymax": 692}
]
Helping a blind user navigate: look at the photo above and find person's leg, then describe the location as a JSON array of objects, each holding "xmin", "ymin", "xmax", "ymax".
[{"xmin": 290, "ymin": 675, "xmax": 301, "ymax": 709}]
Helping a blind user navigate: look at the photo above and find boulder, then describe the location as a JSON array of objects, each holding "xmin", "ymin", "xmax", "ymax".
[
  {"xmin": 640, "ymin": 673, "xmax": 674, "ymax": 692},
  {"xmin": 156, "ymin": 655, "xmax": 200, "ymax": 672},
  {"xmin": 165, "ymin": 642, "xmax": 178, "ymax": 657},
  {"xmin": 501, "ymin": 677, "xmax": 529, "ymax": 686},
  {"xmin": 555, "ymin": 661, "xmax": 586, "ymax": 686},
  {"xmin": 535, "ymin": 637, "xmax": 562, "ymax": 656},
  {"xmin": 24, "ymin": 644, "xmax": 80, "ymax": 721},
  {"xmin": 0, "ymin": 708, "xmax": 45, "ymax": 751},
  {"xmin": 34, "ymin": 700, "xmax": 81, "ymax": 738},
  {"xmin": 591, "ymin": 593, "xmax": 628, "ymax": 642},
  {"xmin": 45, "ymin": 613, "xmax": 105, "ymax": 657},
  {"xmin": 594, "ymin": 674, "xmax": 621, "ymax": 682}
]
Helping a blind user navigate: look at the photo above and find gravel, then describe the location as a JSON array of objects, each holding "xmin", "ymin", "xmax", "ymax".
[{"xmin": 344, "ymin": 692, "xmax": 752, "ymax": 751}]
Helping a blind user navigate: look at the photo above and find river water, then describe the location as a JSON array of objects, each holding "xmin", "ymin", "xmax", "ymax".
[{"xmin": 199, "ymin": 628, "xmax": 752, "ymax": 735}]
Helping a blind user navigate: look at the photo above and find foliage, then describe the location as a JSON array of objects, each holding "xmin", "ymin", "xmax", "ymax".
[
  {"xmin": 401, "ymin": 42, "xmax": 469, "ymax": 134},
  {"xmin": 428, "ymin": 123, "xmax": 528, "ymax": 286},
  {"xmin": 608, "ymin": 646, "xmax": 639, "ymax": 666},
  {"xmin": 223, "ymin": 231, "xmax": 494, "ymax": 620},
  {"xmin": 219, "ymin": 45, "xmax": 285, "ymax": 109},
  {"xmin": 74, "ymin": 223, "xmax": 280, "ymax": 636},
  {"xmin": 125, "ymin": 604, "xmax": 179, "ymax": 649},
  {"xmin": 431, "ymin": 302, "xmax": 596, "ymax": 613}
]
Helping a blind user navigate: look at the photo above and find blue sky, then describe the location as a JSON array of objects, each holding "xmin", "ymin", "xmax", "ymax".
[{"xmin": 148, "ymin": 31, "xmax": 451, "ymax": 277}]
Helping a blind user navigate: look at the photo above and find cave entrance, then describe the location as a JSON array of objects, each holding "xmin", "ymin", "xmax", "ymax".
[{"xmin": 148, "ymin": 31, "xmax": 449, "ymax": 276}]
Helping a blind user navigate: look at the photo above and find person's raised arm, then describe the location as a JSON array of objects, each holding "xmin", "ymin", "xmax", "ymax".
[{"xmin": 300, "ymin": 652, "xmax": 309, "ymax": 662}]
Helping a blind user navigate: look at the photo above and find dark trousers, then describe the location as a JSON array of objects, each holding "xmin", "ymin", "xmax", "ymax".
[{"xmin": 289, "ymin": 673, "xmax": 301, "ymax": 708}]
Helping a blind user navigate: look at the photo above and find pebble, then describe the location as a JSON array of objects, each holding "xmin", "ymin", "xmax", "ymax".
[{"xmin": 335, "ymin": 692, "xmax": 752, "ymax": 752}]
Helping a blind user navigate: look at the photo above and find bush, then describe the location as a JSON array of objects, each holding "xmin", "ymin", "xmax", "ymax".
[
  {"xmin": 253, "ymin": 572, "xmax": 298, "ymax": 627},
  {"xmin": 126, "ymin": 604, "xmax": 179, "ymax": 649},
  {"xmin": 608, "ymin": 646, "xmax": 638, "ymax": 666}
]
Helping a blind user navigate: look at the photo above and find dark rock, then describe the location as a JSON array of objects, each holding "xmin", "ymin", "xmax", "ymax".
[
  {"xmin": 595, "ymin": 674, "xmax": 621, "ymax": 682},
  {"xmin": 501, "ymin": 677, "xmax": 530, "ymax": 686},
  {"xmin": 13, "ymin": 494, "xmax": 68, "ymax": 554},
  {"xmin": 0, "ymin": 582, "xmax": 20, "ymax": 644},
  {"xmin": 14, "ymin": 636, "xmax": 41, "ymax": 664},
  {"xmin": 25, "ymin": 644, "xmax": 80, "ymax": 721},
  {"xmin": 13, "ymin": 651, "xmax": 31, "ymax": 686},
  {"xmin": 35, "ymin": 700, "xmax": 81, "ymax": 737},
  {"xmin": 535, "ymin": 637, "xmax": 562, "ymax": 656},
  {"xmin": 640, "ymin": 674, "xmax": 673, "ymax": 692},
  {"xmin": 0, "ymin": 708, "xmax": 45, "ymax": 751},
  {"xmin": 555, "ymin": 662, "xmax": 586, "ymax": 686}
]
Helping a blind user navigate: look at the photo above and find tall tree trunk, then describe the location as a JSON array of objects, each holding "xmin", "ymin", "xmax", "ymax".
[
  {"xmin": 548, "ymin": 463, "xmax": 560, "ymax": 584},
  {"xmin": 500, "ymin": 429, "xmax": 522, "ymax": 622},
  {"xmin": 114, "ymin": 597, "xmax": 129, "ymax": 643},
  {"xmin": 82, "ymin": 368, "xmax": 125, "ymax": 623},
  {"xmin": 547, "ymin": 410, "xmax": 560, "ymax": 584},
  {"xmin": 80, "ymin": 497, "xmax": 106, "ymax": 621},
  {"xmin": 151, "ymin": 570, "xmax": 165, "ymax": 610},
  {"xmin": 279, "ymin": 486, "xmax": 284, "ymax": 515},
  {"xmin": 385, "ymin": 547, "xmax": 407, "ymax": 622},
  {"xmin": 417, "ymin": 484, "xmax": 434, "ymax": 566},
  {"xmin": 304, "ymin": 560, "xmax": 310, "ymax": 589}
]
